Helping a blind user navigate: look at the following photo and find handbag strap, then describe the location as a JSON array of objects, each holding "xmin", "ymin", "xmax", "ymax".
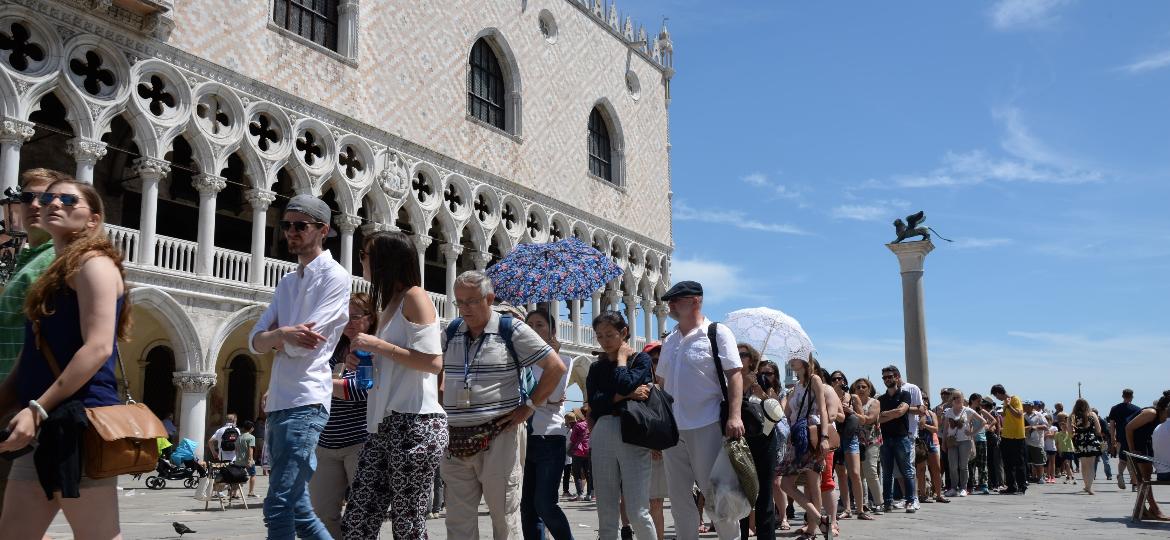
[
  {"xmin": 34, "ymin": 318, "xmax": 134, "ymax": 404},
  {"xmin": 707, "ymin": 323, "xmax": 729, "ymax": 406}
]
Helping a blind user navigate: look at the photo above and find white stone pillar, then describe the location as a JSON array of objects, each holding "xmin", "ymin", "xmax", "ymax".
[
  {"xmin": 623, "ymin": 295, "xmax": 640, "ymax": 346},
  {"xmin": 337, "ymin": 0, "xmax": 360, "ymax": 58},
  {"xmin": 551, "ymin": 300, "xmax": 563, "ymax": 341},
  {"xmin": 335, "ymin": 213, "xmax": 362, "ymax": 273},
  {"xmin": 133, "ymin": 157, "xmax": 170, "ymax": 266},
  {"xmin": 888, "ymin": 239, "xmax": 935, "ymax": 396},
  {"xmin": 441, "ymin": 244, "xmax": 463, "ymax": 312},
  {"xmin": 246, "ymin": 189, "xmax": 276, "ymax": 285},
  {"xmin": 471, "ymin": 251, "xmax": 492, "ymax": 272},
  {"xmin": 641, "ymin": 299, "xmax": 655, "ymax": 343},
  {"xmin": 414, "ymin": 235, "xmax": 432, "ymax": 283},
  {"xmin": 174, "ymin": 372, "xmax": 216, "ymax": 458},
  {"xmin": 591, "ymin": 292, "xmax": 601, "ymax": 324},
  {"xmin": 654, "ymin": 303, "xmax": 668, "ymax": 340},
  {"xmin": 0, "ymin": 119, "xmax": 35, "ymax": 196},
  {"xmin": 193, "ymin": 173, "xmax": 226, "ymax": 276},
  {"xmin": 603, "ymin": 289, "xmax": 620, "ymax": 314},
  {"xmin": 570, "ymin": 300, "xmax": 582, "ymax": 344},
  {"xmin": 65, "ymin": 137, "xmax": 108, "ymax": 185}
]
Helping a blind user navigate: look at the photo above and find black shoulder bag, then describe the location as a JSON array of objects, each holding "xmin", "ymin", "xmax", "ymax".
[{"xmin": 710, "ymin": 323, "xmax": 765, "ymax": 437}]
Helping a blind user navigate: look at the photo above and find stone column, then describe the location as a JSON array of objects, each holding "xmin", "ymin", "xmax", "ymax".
[
  {"xmin": 133, "ymin": 157, "xmax": 170, "ymax": 266},
  {"xmin": 641, "ymin": 299, "xmax": 655, "ymax": 343},
  {"xmin": 337, "ymin": 0, "xmax": 360, "ymax": 58},
  {"xmin": 623, "ymin": 295, "xmax": 640, "ymax": 346},
  {"xmin": 590, "ymin": 292, "xmax": 601, "ymax": 324},
  {"xmin": 551, "ymin": 300, "xmax": 562, "ymax": 341},
  {"xmin": 441, "ymin": 244, "xmax": 463, "ymax": 312},
  {"xmin": 887, "ymin": 239, "xmax": 935, "ymax": 396},
  {"xmin": 471, "ymin": 251, "xmax": 492, "ymax": 272},
  {"xmin": 246, "ymin": 189, "xmax": 276, "ymax": 285},
  {"xmin": 65, "ymin": 137, "xmax": 108, "ymax": 184},
  {"xmin": 414, "ymin": 235, "xmax": 432, "ymax": 284},
  {"xmin": 193, "ymin": 174, "xmax": 226, "ymax": 276},
  {"xmin": 654, "ymin": 303, "xmax": 668, "ymax": 340},
  {"xmin": 603, "ymin": 289, "xmax": 620, "ymax": 314},
  {"xmin": 335, "ymin": 213, "xmax": 362, "ymax": 273},
  {"xmin": 0, "ymin": 119, "xmax": 35, "ymax": 196},
  {"xmin": 570, "ymin": 299, "xmax": 582, "ymax": 344},
  {"xmin": 174, "ymin": 372, "xmax": 216, "ymax": 458}
]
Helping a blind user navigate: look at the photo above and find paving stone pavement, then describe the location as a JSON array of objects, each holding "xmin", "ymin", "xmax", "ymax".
[{"xmin": 43, "ymin": 473, "xmax": 1170, "ymax": 539}]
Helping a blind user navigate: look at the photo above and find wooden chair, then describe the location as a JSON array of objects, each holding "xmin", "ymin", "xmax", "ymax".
[
  {"xmin": 204, "ymin": 462, "xmax": 250, "ymax": 511},
  {"xmin": 1122, "ymin": 451, "xmax": 1170, "ymax": 523}
]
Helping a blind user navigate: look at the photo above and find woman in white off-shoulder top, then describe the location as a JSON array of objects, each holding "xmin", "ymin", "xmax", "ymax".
[{"xmin": 340, "ymin": 230, "xmax": 448, "ymax": 539}]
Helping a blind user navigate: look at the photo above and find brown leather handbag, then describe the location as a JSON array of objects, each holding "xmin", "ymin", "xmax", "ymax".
[{"xmin": 37, "ymin": 328, "xmax": 167, "ymax": 479}]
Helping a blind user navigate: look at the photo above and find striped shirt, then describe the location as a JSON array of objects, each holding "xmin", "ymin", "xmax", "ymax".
[
  {"xmin": 318, "ymin": 345, "xmax": 370, "ymax": 449},
  {"xmin": 0, "ymin": 241, "xmax": 54, "ymax": 380},
  {"xmin": 440, "ymin": 313, "xmax": 552, "ymax": 427}
]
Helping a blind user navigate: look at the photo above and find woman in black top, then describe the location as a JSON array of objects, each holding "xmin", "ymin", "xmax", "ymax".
[
  {"xmin": 585, "ymin": 311, "xmax": 656, "ymax": 540},
  {"xmin": 1125, "ymin": 390, "xmax": 1170, "ymax": 521}
]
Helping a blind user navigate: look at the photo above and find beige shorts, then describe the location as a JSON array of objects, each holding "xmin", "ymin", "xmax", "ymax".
[{"xmin": 7, "ymin": 451, "xmax": 118, "ymax": 489}]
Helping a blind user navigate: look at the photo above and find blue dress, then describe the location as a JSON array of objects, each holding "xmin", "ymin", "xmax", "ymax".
[{"xmin": 17, "ymin": 289, "xmax": 124, "ymax": 408}]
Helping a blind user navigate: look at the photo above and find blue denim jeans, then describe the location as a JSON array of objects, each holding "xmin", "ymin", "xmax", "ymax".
[
  {"xmin": 521, "ymin": 435, "xmax": 574, "ymax": 540},
  {"xmin": 264, "ymin": 404, "xmax": 331, "ymax": 540},
  {"xmin": 880, "ymin": 435, "xmax": 917, "ymax": 505}
]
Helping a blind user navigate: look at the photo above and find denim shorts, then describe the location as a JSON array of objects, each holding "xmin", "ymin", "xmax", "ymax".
[{"xmin": 846, "ymin": 434, "xmax": 860, "ymax": 455}]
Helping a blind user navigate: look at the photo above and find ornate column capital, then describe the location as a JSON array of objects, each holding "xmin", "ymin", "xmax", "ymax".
[
  {"xmin": 173, "ymin": 372, "xmax": 217, "ymax": 393},
  {"xmin": 132, "ymin": 156, "xmax": 170, "ymax": 180},
  {"xmin": 193, "ymin": 173, "xmax": 227, "ymax": 195},
  {"xmin": 335, "ymin": 213, "xmax": 363, "ymax": 233},
  {"xmin": 67, "ymin": 137, "xmax": 109, "ymax": 164},
  {"xmin": 887, "ymin": 239, "xmax": 935, "ymax": 274},
  {"xmin": 440, "ymin": 244, "xmax": 464, "ymax": 261},
  {"xmin": 653, "ymin": 303, "xmax": 669, "ymax": 317},
  {"xmin": 246, "ymin": 188, "xmax": 277, "ymax": 210},
  {"xmin": 640, "ymin": 298, "xmax": 656, "ymax": 312},
  {"xmin": 471, "ymin": 251, "xmax": 493, "ymax": 270},
  {"xmin": 414, "ymin": 234, "xmax": 432, "ymax": 252},
  {"xmin": 623, "ymin": 294, "xmax": 642, "ymax": 306},
  {"xmin": 0, "ymin": 118, "xmax": 35, "ymax": 144}
]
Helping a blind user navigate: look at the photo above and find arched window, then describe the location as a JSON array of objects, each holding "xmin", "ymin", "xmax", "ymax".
[
  {"xmin": 588, "ymin": 108, "xmax": 613, "ymax": 182},
  {"xmin": 273, "ymin": 0, "xmax": 339, "ymax": 51},
  {"xmin": 468, "ymin": 38, "xmax": 506, "ymax": 130},
  {"xmin": 142, "ymin": 346, "xmax": 176, "ymax": 420},
  {"xmin": 227, "ymin": 355, "xmax": 258, "ymax": 423}
]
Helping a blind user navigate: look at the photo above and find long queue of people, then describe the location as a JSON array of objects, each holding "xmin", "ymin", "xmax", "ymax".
[{"xmin": 0, "ymin": 177, "xmax": 1168, "ymax": 540}]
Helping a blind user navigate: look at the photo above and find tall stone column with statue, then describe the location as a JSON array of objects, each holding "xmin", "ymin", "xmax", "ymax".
[{"xmin": 886, "ymin": 211, "xmax": 949, "ymax": 396}]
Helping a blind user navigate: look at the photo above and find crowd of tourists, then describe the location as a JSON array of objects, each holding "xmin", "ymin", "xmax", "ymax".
[{"xmin": 0, "ymin": 173, "xmax": 1167, "ymax": 540}]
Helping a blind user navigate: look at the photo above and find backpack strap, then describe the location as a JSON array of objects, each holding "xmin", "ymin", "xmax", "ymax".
[
  {"xmin": 444, "ymin": 317, "xmax": 464, "ymax": 349},
  {"xmin": 498, "ymin": 315, "xmax": 533, "ymax": 401},
  {"xmin": 708, "ymin": 322, "xmax": 729, "ymax": 405}
]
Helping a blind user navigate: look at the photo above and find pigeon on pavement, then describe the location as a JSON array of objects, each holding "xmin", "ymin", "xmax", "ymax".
[{"xmin": 173, "ymin": 522, "xmax": 196, "ymax": 537}]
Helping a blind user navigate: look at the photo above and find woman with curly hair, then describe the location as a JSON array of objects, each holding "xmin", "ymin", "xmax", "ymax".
[{"xmin": 0, "ymin": 180, "xmax": 131, "ymax": 539}]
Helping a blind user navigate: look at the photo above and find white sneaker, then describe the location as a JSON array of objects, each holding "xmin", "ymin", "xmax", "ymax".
[
  {"xmin": 944, "ymin": 489, "xmax": 958, "ymax": 498},
  {"xmin": 891, "ymin": 501, "xmax": 905, "ymax": 509},
  {"xmin": 959, "ymin": 490, "xmax": 968, "ymax": 497}
]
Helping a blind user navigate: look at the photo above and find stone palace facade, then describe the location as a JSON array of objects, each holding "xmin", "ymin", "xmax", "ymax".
[{"xmin": 0, "ymin": 0, "xmax": 674, "ymax": 453}]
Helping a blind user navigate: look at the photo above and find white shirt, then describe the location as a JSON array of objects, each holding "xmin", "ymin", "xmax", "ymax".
[
  {"xmin": 1152, "ymin": 420, "xmax": 1170, "ymax": 474},
  {"xmin": 658, "ymin": 318, "xmax": 742, "ymax": 431},
  {"xmin": 1026, "ymin": 412, "xmax": 1048, "ymax": 447},
  {"xmin": 210, "ymin": 423, "xmax": 238, "ymax": 462},
  {"xmin": 530, "ymin": 353, "xmax": 571, "ymax": 436},
  {"xmin": 367, "ymin": 301, "xmax": 445, "ymax": 430},
  {"xmin": 943, "ymin": 406, "xmax": 978, "ymax": 443},
  {"xmin": 250, "ymin": 251, "xmax": 351, "ymax": 413},
  {"xmin": 901, "ymin": 382, "xmax": 923, "ymax": 437}
]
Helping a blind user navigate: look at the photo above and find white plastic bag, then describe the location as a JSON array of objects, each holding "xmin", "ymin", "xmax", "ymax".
[
  {"xmin": 194, "ymin": 476, "xmax": 214, "ymax": 501},
  {"xmin": 705, "ymin": 445, "xmax": 752, "ymax": 522}
]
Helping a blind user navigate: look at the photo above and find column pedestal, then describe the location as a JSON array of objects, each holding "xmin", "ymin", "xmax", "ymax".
[
  {"xmin": 174, "ymin": 372, "xmax": 217, "ymax": 458},
  {"xmin": 887, "ymin": 239, "xmax": 935, "ymax": 396}
]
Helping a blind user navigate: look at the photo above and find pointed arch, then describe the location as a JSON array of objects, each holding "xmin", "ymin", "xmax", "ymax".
[
  {"xmin": 467, "ymin": 28, "xmax": 523, "ymax": 136},
  {"xmin": 128, "ymin": 287, "xmax": 204, "ymax": 373},
  {"xmin": 588, "ymin": 98, "xmax": 625, "ymax": 186}
]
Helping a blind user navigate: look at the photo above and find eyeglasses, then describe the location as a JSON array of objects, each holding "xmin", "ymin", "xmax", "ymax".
[
  {"xmin": 881, "ymin": 375, "xmax": 895, "ymax": 380},
  {"xmin": 831, "ymin": 376, "xmax": 846, "ymax": 382},
  {"xmin": 738, "ymin": 352, "xmax": 751, "ymax": 359},
  {"xmin": 279, "ymin": 220, "xmax": 324, "ymax": 232},
  {"xmin": 453, "ymin": 296, "xmax": 484, "ymax": 308},
  {"xmin": 18, "ymin": 191, "xmax": 45, "ymax": 204},
  {"xmin": 38, "ymin": 192, "xmax": 82, "ymax": 207}
]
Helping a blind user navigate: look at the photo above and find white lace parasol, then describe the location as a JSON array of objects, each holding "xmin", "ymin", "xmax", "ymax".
[{"xmin": 724, "ymin": 307, "xmax": 816, "ymax": 364}]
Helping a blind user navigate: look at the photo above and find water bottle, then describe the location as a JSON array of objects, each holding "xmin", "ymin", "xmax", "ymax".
[{"xmin": 354, "ymin": 350, "xmax": 374, "ymax": 390}]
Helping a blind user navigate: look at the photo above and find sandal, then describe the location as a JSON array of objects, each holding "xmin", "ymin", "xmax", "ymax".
[
  {"xmin": 857, "ymin": 512, "xmax": 875, "ymax": 520},
  {"xmin": 837, "ymin": 510, "xmax": 851, "ymax": 520},
  {"xmin": 778, "ymin": 521, "xmax": 792, "ymax": 531}
]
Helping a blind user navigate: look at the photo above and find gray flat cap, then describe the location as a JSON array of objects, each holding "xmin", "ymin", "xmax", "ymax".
[{"xmin": 285, "ymin": 194, "xmax": 331, "ymax": 224}]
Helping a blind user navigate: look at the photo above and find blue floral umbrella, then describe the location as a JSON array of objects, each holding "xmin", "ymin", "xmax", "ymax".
[{"xmin": 486, "ymin": 237, "xmax": 623, "ymax": 304}]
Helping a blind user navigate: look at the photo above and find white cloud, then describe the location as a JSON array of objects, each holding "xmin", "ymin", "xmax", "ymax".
[
  {"xmin": 674, "ymin": 200, "xmax": 808, "ymax": 235},
  {"xmin": 990, "ymin": 0, "xmax": 1071, "ymax": 31},
  {"xmin": 831, "ymin": 199, "xmax": 911, "ymax": 221},
  {"xmin": 669, "ymin": 257, "xmax": 761, "ymax": 305},
  {"xmin": 741, "ymin": 172, "xmax": 802, "ymax": 200},
  {"xmin": 951, "ymin": 237, "xmax": 1014, "ymax": 249},
  {"xmin": 1120, "ymin": 49, "xmax": 1170, "ymax": 74}
]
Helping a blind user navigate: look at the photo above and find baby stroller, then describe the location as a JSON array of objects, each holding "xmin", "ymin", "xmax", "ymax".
[{"xmin": 145, "ymin": 438, "xmax": 206, "ymax": 490}]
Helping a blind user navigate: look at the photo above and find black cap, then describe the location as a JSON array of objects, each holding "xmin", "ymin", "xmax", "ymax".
[{"xmin": 661, "ymin": 280, "xmax": 703, "ymax": 301}]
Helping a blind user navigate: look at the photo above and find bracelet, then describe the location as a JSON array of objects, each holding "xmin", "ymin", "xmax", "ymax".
[{"xmin": 28, "ymin": 400, "xmax": 49, "ymax": 422}]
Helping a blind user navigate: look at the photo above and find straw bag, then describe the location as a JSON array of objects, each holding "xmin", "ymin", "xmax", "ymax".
[{"xmin": 37, "ymin": 327, "xmax": 167, "ymax": 479}]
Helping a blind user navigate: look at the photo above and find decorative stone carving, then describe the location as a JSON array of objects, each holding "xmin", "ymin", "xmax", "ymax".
[
  {"xmin": 379, "ymin": 151, "xmax": 409, "ymax": 197},
  {"xmin": 132, "ymin": 156, "xmax": 170, "ymax": 178},
  {"xmin": 142, "ymin": 12, "xmax": 176, "ymax": 41},
  {"xmin": 173, "ymin": 372, "xmax": 216, "ymax": 392},
  {"xmin": 471, "ymin": 251, "xmax": 493, "ymax": 270},
  {"xmin": 440, "ymin": 244, "xmax": 463, "ymax": 261},
  {"xmin": 246, "ymin": 188, "xmax": 277, "ymax": 210},
  {"xmin": 65, "ymin": 137, "xmax": 108, "ymax": 163},
  {"xmin": 0, "ymin": 119, "xmax": 36, "ymax": 144},
  {"xmin": 413, "ymin": 234, "xmax": 432, "ymax": 252},
  {"xmin": 334, "ymin": 213, "xmax": 363, "ymax": 233},
  {"xmin": 193, "ymin": 173, "xmax": 227, "ymax": 195}
]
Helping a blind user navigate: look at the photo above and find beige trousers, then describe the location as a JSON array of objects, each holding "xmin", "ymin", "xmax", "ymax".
[
  {"xmin": 441, "ymin": 424, "xmax": 526, "ymax": 540},
  {"xmin": 309, "ymin": 443, "xmax": 364, "ymax": 539}
]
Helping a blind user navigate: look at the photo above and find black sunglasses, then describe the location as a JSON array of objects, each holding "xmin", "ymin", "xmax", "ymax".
[
  {"xmin": 881, "ymin": 375, "xmax": 895, "ymax": 380},
  {"xmin": 18, "ymin": 191, "xmax": 45, "ymax": 204},
  {"xmin": 759, "ymin": 372, "xmax": 776, "ymax": 377},
  {"xmin": 738, "ymin": 352, "xmax": 751, "ymax": 358},
  {"xmin": 831, "ymin": 376, "xmax": 846, "ymax": 382},
  {"xmin": 39, "ymin": 192, "xmax": 84, "ymax": 207},
  {"xmin": 280, "ymin": 220, "xmax": 324, "ymax": 232}
]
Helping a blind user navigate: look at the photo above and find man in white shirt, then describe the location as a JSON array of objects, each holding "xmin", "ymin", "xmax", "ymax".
[
  {"xmin": 250, "ymin": 195, "xmax": 350, "ymax": 540},
  {"xmin": 208, "ymin": 413, "xmax": 240, "ymax": 463},
  {"xmin": 656, "ymin": 281, "xmax": 744, "ymax": 540}
]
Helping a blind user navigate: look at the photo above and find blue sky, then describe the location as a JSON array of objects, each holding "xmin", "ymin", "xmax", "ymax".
[{"xmin": 606, "ymin": 0, "xmax": 1170, "ymax": 411}]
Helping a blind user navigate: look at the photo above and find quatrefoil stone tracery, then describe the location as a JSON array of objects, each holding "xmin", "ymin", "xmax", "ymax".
[
  {"xmin": 412, "ymin": 174, "xmax": 433, "ymax": 203},
  {"xmin": 0, "ymin": 22, "xmax": 45, "ymax": 72},
  {"xmin": 69, "ymin": 50, "xmax": 115, "ymax": 96},
  {"xmin": 197, "ymin": 94, "xmax": 232, "ymax": 135},
  {"xmin": 443, "ymin": 184, "xmax": 463, "ymax": 212},
  {"xmin": 527, "ymin": 214, "xmax": 542, "ymax": 237},
  {"xmin": 474, "ymin": 194, "xmax": 491, "ymax": 222},
  {"xmin": 339, "ymin": 146, "xmax": 363, "ymax": 179},
  {"xmin": 295, "ymin": 130, "xmax": 324, "ymax": 166},
  {"xmin": 137, "ymin": 75, "xmax": 176, "ymax": 117},
  {"xmin": 248, "ymin": 113, "xmax": 279, "ymax": 151},
  {"xmin": 502, "ymin": 204, "xmax": 518, "ymax": 230}
]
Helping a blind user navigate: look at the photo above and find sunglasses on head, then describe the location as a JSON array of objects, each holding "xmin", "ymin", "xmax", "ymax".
[
  {"xmin": 18, "ymin": 191, "xmax": 45, "ymax": 204},
  {"xmin": 38, "ymin": 192, "xmax": 82, "ymax": 206},
  {"xmin": 279, "ymin": 220, "xmax": 324, "ymax": 232}
]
